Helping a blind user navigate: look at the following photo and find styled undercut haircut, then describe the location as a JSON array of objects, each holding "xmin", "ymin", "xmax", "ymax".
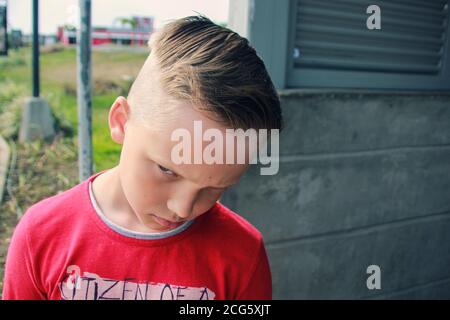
[{"xmin": 127, "ymin": 15, "xmax": 283, "ymax": 133}]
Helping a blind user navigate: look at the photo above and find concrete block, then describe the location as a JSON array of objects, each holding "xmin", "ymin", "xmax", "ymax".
[
  {"xmin": 19, "ymin": 97, "xmax": 55, "ymax": 142},
  {"xmin": 267, "ymin": 214, "xmax": 450, "ymax": 299},
  {"xmin": 279, "ymin": 93, "xmax": 450, "ymax": 155},
  {"xmin": 221, "ymin": 147, "xmax": 450, "ymax": 243},
  {"xmin": 372, "ymin": 280, "xmax": 450, "ymax": 300}
]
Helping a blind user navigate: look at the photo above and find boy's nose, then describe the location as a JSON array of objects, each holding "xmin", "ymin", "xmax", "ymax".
[{"xmin": 167, "ymin": 198, "xmax": 195, "ymax": 220}]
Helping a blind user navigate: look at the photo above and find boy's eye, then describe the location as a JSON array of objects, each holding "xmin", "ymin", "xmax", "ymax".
[{"xmin": 158, "ymin": 164, "xmax": 177, "ymax": 177}]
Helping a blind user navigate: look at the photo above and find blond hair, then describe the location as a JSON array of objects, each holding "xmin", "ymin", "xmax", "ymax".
[{"xmin": 128, "ymin": 15, "xmax": 283, "ymax": 132}]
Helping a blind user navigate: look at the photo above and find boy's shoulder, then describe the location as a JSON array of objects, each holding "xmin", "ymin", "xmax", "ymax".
[
  {"xmin": 18, "ymin": 179, "xmax": 87, "ymax": 232},
  {"xmin": 200, "ymin": 201, "xmax": 265, "ymax": 249}
]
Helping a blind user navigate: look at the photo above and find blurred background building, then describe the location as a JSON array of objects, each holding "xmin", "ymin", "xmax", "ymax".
[{"xmin": 57, "ymin": 16, "xmax": 154, "ymax": 46}]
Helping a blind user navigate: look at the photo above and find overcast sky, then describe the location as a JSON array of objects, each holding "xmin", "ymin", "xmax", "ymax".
[{"xmin": 6, "ymin": 0, "xmax": 229, "ymax": 35}]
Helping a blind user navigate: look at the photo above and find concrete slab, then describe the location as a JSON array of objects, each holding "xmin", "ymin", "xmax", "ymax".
[{"xmin": 19, "ymin": 97, "xmax": 55, "ymax": 142}]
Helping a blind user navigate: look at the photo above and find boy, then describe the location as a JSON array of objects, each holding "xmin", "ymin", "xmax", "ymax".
[{"xmin": 2, "ymin": 16, "xmax": 283, "ymax": 300}]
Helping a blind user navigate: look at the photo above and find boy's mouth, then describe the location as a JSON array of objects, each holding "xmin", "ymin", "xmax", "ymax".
[{"xmin": 150, "ymin": 214, "xmax": 184, "ymax": 229}]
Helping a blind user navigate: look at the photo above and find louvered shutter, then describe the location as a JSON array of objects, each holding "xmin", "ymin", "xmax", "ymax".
[{"xmin": 287, "ymin": 0, "xmax": 450, "ymax": 89}]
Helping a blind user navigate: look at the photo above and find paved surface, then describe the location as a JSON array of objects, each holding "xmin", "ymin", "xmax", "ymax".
[{"xmin": 0, "ymin": 135, "xmax": 10, "ymax": 204}]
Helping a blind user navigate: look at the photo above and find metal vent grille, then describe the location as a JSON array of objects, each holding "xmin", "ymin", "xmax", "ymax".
[{"xmin": 293, "ymin": 0, "xmax": 449, "ymax": 75}]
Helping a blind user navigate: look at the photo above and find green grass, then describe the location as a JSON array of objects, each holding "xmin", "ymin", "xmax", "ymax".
[{"xmin": 0, "ymin": 45, "xmax": 147, "ymax": 171}]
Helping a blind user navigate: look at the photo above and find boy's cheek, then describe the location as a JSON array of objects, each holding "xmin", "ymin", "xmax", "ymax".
[{"xmin": 134, "ymin": 180, "xmax": 168, "ymax": 210}]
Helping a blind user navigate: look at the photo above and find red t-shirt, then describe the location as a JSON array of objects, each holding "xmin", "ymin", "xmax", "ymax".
[{"xmin": 2, "ymin": 171, "xmax": 272, "ymax": 300}]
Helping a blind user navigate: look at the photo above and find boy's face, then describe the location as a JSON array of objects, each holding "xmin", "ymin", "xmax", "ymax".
[{"xmin": 109, "ymin": 96, "xmax": 251, "ymax": 232}]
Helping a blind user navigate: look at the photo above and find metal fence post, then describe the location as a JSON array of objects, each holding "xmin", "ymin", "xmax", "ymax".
[
  {"xmin": 32, "ymin": 0, "xmax": 39, "ymax": 97},
  {"xmin": 77, "ymin": 0, "xmax": 93, "ymax": 181}
]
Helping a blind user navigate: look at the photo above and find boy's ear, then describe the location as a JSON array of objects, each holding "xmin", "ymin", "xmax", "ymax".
[{"xmin": 109, "ymin": 96, "xmax": 130, "ymax": 144}]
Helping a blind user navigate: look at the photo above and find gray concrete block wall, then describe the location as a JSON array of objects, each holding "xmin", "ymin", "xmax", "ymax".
[{"xmin": 220, "ymin": 91, "xmax": 450, "ymax": 299}]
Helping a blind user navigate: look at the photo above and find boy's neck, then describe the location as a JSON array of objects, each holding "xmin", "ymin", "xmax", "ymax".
[{"xmin": 91, "ymin": 166, "xmax": 144, "ymax": 232}]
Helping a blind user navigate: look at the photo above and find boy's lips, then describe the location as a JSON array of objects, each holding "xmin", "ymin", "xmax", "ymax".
[{"xmin": 150, "ymin": 214, "xmax": 184, "ymax": 229}]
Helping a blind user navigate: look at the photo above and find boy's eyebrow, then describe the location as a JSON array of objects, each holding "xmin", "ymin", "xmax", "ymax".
[{"xmin": 153, "ymin": 156, "xmax": 240, "ymax": 189}]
